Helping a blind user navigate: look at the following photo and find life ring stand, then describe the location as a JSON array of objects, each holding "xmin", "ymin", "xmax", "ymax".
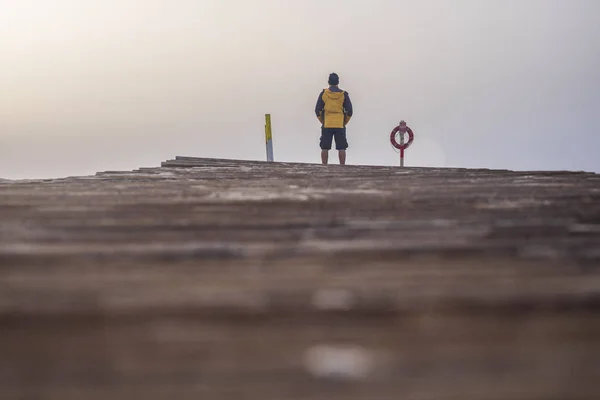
[{"xmin": 390, "ymin": 122, "xmax": 414, "ymax": 150}]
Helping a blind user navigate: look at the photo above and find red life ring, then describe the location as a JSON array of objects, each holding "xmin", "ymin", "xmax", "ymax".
[{"xmin": 390, "ymin": 124, "xmax": 414, "ymax": 150}]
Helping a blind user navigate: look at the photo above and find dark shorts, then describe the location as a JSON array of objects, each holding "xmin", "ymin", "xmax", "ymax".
[{"xmin": 320, "ymin": 127, "xmax": 348, "ymax": 150}]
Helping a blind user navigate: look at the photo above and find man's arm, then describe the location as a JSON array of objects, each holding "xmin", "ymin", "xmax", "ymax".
[
  {"xmin": 315, "ymin": 90, "xmax": 325, "ymax": 124},
  {"xmin": 343, "ymin": 92, "xmax": 353, "ymax": 125}
]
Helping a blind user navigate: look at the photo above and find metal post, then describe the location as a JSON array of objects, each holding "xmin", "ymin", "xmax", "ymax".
[
  {"xmin": 265, "ymin": 114, "xmax": 274, "ymax": 162},
  {"xmin": 399, "ymin": 122, "xmax": 405, "ymax": 167}
]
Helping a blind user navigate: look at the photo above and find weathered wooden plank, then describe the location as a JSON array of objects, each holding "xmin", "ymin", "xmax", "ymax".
[{"xmin": 0, "ymin": 157, "xmax": 599, "ymax": 399}]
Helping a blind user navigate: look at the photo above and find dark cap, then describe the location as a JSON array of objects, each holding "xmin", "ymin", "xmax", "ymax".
[{"xmin": 328, "ymin": 73, "xmax": 339, "ymax": 85}]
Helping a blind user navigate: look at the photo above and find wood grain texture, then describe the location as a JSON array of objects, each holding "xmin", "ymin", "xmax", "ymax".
[{"xmin": 1, "ymin": 157, "xmax": 599, "ymax": 399}]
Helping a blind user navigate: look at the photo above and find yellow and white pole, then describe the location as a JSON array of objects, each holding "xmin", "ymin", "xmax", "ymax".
[{"xmin": 265, "ymin": 114, "xmax": 274, "ymax": 162}]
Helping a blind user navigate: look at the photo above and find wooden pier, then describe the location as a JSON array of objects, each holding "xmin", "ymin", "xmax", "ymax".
[{"xmin": 1, "ymin": 157, "xmax": 599, "ymax": 399}]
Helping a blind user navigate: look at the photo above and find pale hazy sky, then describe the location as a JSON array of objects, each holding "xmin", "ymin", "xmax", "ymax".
[{"xmin": 1, "ymin": 0, "xmax": 599, "ymax": 179}]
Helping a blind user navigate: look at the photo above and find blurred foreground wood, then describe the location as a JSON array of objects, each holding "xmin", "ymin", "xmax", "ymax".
[{"xmin": 1, "ymin": 157, "xmax": 599, "ymax": 399}]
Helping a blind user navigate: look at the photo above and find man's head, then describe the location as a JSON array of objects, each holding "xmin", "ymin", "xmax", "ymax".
[{"xmin": 328, "ymin": 73, "xmax": 339, "ymax": 86}]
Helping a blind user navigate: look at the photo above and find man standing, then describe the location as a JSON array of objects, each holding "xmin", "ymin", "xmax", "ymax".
[{"xmin": 315, "ymin": 72, "xmax": 353, "ymax": 165}]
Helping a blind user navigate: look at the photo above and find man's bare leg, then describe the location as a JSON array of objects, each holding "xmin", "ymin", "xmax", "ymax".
[
  {"xmin": 338, "ymin": 150, "xmax": 346, "ymax": 165},
  {"xmin": 321, "ymin": 150, "xmax": 329, "ymax": 165}
]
